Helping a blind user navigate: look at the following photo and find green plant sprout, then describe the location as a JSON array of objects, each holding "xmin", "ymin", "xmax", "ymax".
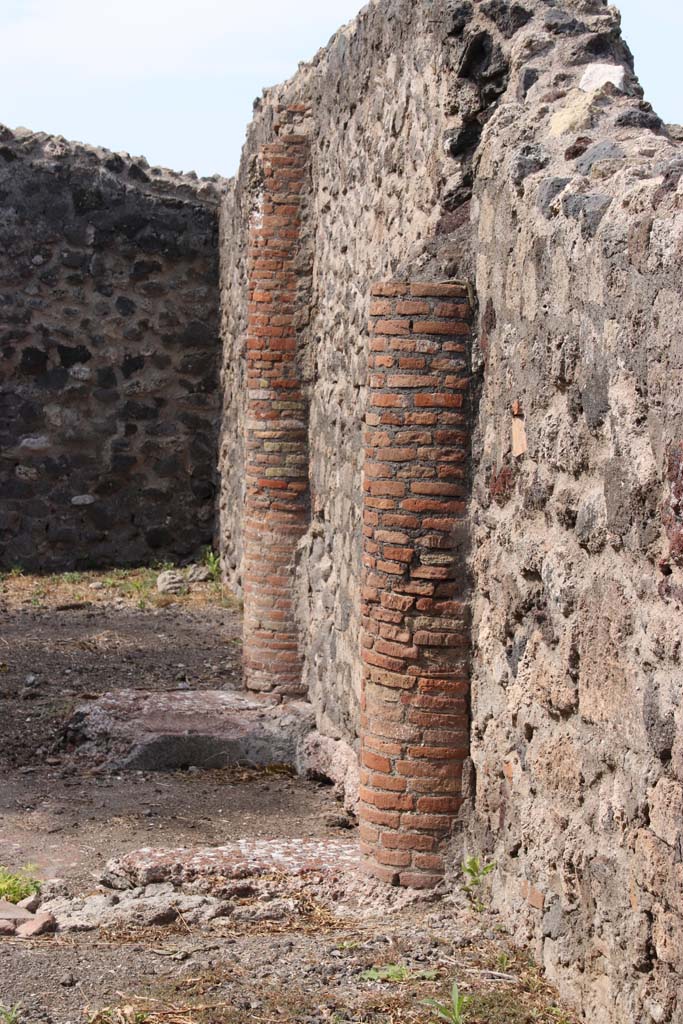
[
  {"xmin": 423, "ymin": 981, "xmax": 471, "ymax": 1024},
  {"xmin": 0, "ymin": 866, "xmax": 41, "ymax": 904}
]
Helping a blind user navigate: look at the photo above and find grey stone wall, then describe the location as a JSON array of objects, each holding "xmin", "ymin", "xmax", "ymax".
[
  {"xmin": 0, "ymin": 127, "xmax": 222, "ymax": 571},
  {"xmin": 461, "ymin": 3, "xmax": 683, "ymax": 1020},
  {"xmin": 218, "ymin": 0, "xmax": 473, "ymax": 744},
  {"xmin": 220, "ymin": 0, "xmax": 683, "ymax": 1020}
]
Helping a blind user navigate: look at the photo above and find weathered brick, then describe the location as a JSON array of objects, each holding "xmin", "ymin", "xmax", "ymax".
[
  {"xmin": 243, "ymin": 138, "xmax": 312, "ymax": 694},
  {"xmin": 359, "ymin": 786, "xmax": 415, "ymax": 811},
  {"xmin": 359, "ymin": 803, "xmax": 401, "ymax": 829},
  {"xmin": 398, "ymin": 871, "xmax": 445, "ymax": 888},
  {"xmin": 359, "ymin": 278, "xmax": 473, "ymax": 889},
  {"xmin": 362, "ymin": 749, "xmax": 392, "ymax": 773},
  {"xmin": 396, "ymin": 300, "xmax": 430, "ymax": 315},
  {"xmin": 409, "ymin": 282, "xmax": 468, "ymax": 298},
  {"xmin": 381, "ymin": 832, "xmax": 436, "ymax": 852},
  {"xmin": 373, "ymin": 319, "xmax": 411, "ymax": 336},
  {"xmin": 371, "ymin": 282, "xmax": 410, "ymax": 298}
]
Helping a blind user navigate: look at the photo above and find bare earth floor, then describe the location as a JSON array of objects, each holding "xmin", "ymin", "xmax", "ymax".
[{"xmin": 0, "ymin": 573, "xmax": 578, "ymax": 1024}]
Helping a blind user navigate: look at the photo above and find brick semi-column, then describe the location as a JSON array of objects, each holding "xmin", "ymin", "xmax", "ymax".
[
  {"xmin": 242, "ymin": 112, "xmax": 311, "ymax": 695},
  {"xmin": 359, "ymin": 281, "xmax": 473, "ymax": 888}
]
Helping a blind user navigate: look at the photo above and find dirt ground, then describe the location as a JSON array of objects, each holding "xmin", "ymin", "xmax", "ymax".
[
  {"xmin": 0, "ymin": 568, "xmax": 243, "ymax": 768},
  {"xmin": 0, "ymin": 570, "xmax": 578, "ymax": 1024}
]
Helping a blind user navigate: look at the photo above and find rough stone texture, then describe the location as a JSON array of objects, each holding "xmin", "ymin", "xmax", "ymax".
[
  {"xmin": 62, "ymin": 690, "xmax": 315, "ymax": 770},
  {"xmin": 0, "ymin": 126, "xmax": 223, "ymax": 571},
  {"xmin": 38, "ymin": 839, "xmax": 357, "ymax": 933},
  {"xmin": 220, "ymin": 0, "xmax": 683, "ymax": 1018},
  {"xmin": 40, "ymin": 886, "xmax": 235, "ymax": 933},
  {"xmin": 102, "ymin": 838, "xmax": 360, "ymax": 890},
  {"xmin": 296, "ymin": 732, "xmax": 361, "ymax": 816},
  {"xmin": 218, "ymin": 0, "xmax": 470, "ymax": 743},
  {"xmin": 0, "ymin": 899, "xmax": 34, "ymax": 923},
  {"xmin": 15, "ymin": 912, "xmax": 56, "ymax": 939},
  {"xmin": 458, "ymin": 4, "xmax": 683, "ymax": 1023}
]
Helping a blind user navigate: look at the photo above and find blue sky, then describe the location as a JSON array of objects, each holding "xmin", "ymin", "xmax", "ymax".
[{"xmin": 0, "ymin": 0, "xmax": 679, "ymax": 178}]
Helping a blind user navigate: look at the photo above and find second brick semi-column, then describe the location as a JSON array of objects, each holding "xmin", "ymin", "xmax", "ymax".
[
  {"xmin": 359, "ymin": 281, "xmax": 474, "ymax": 888},
  {"xmin": 242, "ymin": 114, "xmax": 311, "ymax": 696}
]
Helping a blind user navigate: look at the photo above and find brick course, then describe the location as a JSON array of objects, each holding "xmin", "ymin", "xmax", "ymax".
[
  {"xmin": 359, "ymin": 282, "xmax": 473, "ymax": 887},
  {"xmin": 242, "ymin": 117, "xmax": 311, "ymax": 695}
]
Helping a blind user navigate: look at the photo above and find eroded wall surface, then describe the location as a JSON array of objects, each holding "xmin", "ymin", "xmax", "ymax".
[
  {"xmin": 459, "ymin": 4, "xmax": 683, "ymax": 1023},
  {"xmin": 221, "ymin": 0, "xmax": 683, "ymax": 1020},
  {"xmin": 0, "ymin": 127, "xmax": 222, "ymax": 570},
  {"xmin": 219, "ymin": 0, "xmax": 475, "ymax": 744}
]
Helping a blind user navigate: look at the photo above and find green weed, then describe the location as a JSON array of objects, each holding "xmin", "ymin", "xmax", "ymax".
[
  {"xmin": 0, "ymin": 1005, "xmax": 23, "ymax": 1024},
  {"xmin": 202, "ymin": 546, "xmax": 221, "ymax": 582},
  {"xmin": 202, "ymin": 548, "xmax": 222, "ymax": 581},
  {"xmin": 462, "ymin": 854, "xmax": 495, "ymax": 910},
  {"xmin": 547, "ymin": 1009, "xmax": 574, "ymax": 1024},
  {"xmin": 0, "ymin": 866, "xmax": 40, "ymax": 904},
  {"xmin": 87, "ymin": 1011, "xmax": 150, "ymax": 1024},
  {"xmin": 361, "ymin": 963, "xmax": 437, "ymax": 983},
  {"xmin": 424, "ymin": 981, "xmax": 471, "ymax": 1024}
]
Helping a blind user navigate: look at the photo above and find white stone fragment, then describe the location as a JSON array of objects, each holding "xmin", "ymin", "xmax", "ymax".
[
  {"xmin": 579, "ymin": 63, "xmax": 627, "ymax": 94},
  {"xmin": 19, "ymin": 435, "xmax": 51, "ymax": 450},
  {"xmin": 69, "ymin": 364, "xmax": 92, "ymax": 381},
  {"xmin": 156, "ymin": 569, "xmax": 186, "ymax": 594},
  {"xmin": 71, "ymin": 494, "xmax": 95, "ymax": 505}
]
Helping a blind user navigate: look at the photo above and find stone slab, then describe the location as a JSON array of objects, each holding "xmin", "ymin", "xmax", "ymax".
[
  {"xmin": 102, "ymin": 838, "xmax": 361, "ymax": 890},
  {"xmin": 63, "ymin": 690, "xmax": 316, "ymax": 771},
  {"xmin": 0, "ymin": 898, "xmax": 33, "ymax": 922},
  {"xmin": 16, "ymin": 912, "xmax": 56, "ymax": 938},
  {"xmin": 579, "ymin": 62, "xmax": 627, "ymax": 94},
  {"xmin": 296, "ymin": 732, "xmax": 360, "ymax": 815}
]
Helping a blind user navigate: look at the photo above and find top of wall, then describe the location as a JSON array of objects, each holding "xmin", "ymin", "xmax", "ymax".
[
  {"xmin": 231, "ymin": 0, "xmax": 682, "ymax": 287},
  {"xmin": 0, "ymin": 123, "xmax": 227, "ymax": 208}
]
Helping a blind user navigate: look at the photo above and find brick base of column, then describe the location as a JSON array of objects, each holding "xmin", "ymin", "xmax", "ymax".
[
  {"xmin": 359, "ymin": 281, "xmax": 473, "ymax": 888},
  {"xmin": 242, "ymin": 114, "xmax": 311, "ymax": 696}
]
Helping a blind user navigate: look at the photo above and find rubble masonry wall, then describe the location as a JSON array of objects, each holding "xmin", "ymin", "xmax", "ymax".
[
  {"xmin": 0, "ymin": 127, "xmax": 222, "ymax": 570},
  {"xmin": 222, "ymin": 1, "xmax": 683, "ymax": 1021}
]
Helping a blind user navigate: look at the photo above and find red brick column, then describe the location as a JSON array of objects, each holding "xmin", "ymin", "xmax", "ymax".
[
  {"xmin": 242, "ymin": 118, "xmax": 310, "ymax": 696},
  {"xmin": 359, "ymin": 281, "xmax": 473, "ymax": 888}
]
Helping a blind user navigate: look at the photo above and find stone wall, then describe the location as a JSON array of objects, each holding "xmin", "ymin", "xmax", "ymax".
[
  {"xmin": 0, "ymin": 126, "xmax": 222, "ymax": 571},
  {"xmin": 462, "ymin": 3, "xmax": 683, "ymax": 1021},
  {"xmin": 221, "ymin": 0, "xmax": 683, "ymax": 1020},
  {"xmin": 218, "ymin": 0, "xmax": 472, "ymax": 746}
]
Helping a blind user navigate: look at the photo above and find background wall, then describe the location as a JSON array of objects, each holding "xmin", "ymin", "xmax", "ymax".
[{"xmin": 0, "ymin": 127, "xmax": 222, "ymax": 570}]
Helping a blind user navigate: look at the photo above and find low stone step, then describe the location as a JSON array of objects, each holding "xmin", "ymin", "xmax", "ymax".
[
  {"xmin": 62, "ymin": 690, "xmax": 316, "ymax": 771},
  {"xmin": 101, "ymin": 838, "xmax": 361, "ymax": 890}
]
